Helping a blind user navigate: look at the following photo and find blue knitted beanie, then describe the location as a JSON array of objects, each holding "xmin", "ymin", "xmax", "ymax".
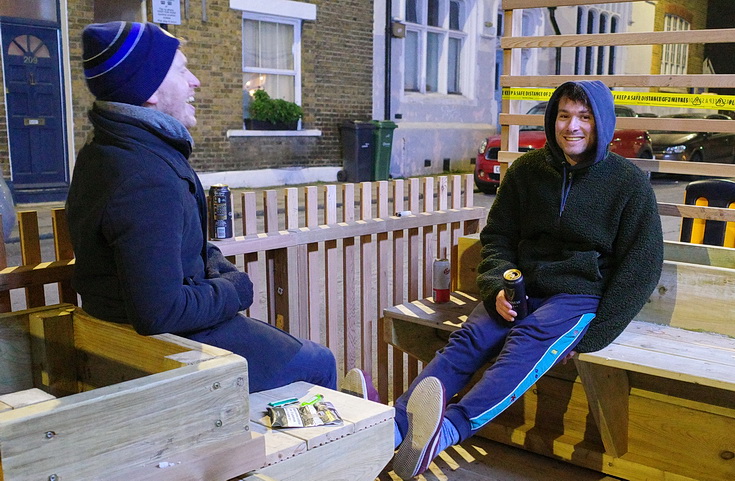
[{"xmin": 82, "ymin": 22, "xmax": 180, "ymax": 105}]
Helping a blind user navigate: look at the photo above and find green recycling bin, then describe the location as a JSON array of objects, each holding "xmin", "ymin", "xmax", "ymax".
[{"xmin": 372, "ymin": 120, "xmax": 397, "ymax": 181}]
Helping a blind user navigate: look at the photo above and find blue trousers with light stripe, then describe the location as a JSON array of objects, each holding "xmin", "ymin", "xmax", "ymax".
[{"xmin": 393, "ymin": 294, "xmax": 600, "ymax": 442}]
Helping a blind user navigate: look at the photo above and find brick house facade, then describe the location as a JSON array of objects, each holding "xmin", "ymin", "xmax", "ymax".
[
  {"xmin": 0, "ymin": 0, "xmax": 373, "ymax": 201},
  {"xmin": 74, "ymin": 0, "xmax": 374, "ymax": 173}
]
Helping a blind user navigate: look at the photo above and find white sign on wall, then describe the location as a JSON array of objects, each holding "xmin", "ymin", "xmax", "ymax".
[{"xmin": 153, "ymin": 0, "xmax": 182, "ymax": 25}]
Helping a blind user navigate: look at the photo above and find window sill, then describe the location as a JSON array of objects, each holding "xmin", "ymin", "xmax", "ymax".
[
  {"xmin": 227, "ymin": 129, "xmax": 322, "ymax": 138},
  {"xmin": 401, "ymin": 91, "xmax": 473, "ymax": 106}
]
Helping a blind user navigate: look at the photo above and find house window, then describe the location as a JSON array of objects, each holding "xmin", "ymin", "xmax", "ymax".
[
  {"xmin": 661, "ymin": 15, "xmax": 690, "ymax": 75},
  {"xmin": 404, "ymin": 0, "xmax": 467, "ymax": 95},
  {"xmin": 575, "ymin": 7, "xmax": 619, "ymax": 75},
  {"xmin": 242, "ymin": 15, "xmax": 299, "ymax": 104}
]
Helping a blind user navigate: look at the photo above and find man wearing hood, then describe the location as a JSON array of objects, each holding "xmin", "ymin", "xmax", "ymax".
[
  {"xmin": 66, "ymin": 22, "xmax": 338, "ymax": 393},
  {"xmin": 392, "ymin": 81, "xmax": 663, "ymax": 479}
]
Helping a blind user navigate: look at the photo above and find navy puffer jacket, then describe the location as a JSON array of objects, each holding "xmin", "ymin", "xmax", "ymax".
[{"xmin": 67, "ymin": 102, "xmax": 245, "ymax": 335}]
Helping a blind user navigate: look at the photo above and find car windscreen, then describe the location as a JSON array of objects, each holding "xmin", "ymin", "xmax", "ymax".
[{"xmin": 522, "ymin": 104, "xmax": 546, "ymax": 131}]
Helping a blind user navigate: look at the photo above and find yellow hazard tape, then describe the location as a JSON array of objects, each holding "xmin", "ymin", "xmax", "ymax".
[{"xmin": 502, "ymin": 88, "xmax": 735, "ymax": 110}]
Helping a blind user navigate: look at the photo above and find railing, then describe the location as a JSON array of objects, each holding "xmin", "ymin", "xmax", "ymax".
[
  {"xmin": 215, "ymin": 174, "xmax": 485, "ymax": 402},
  {"xmin": 0, "ymin": 209, "xmax": 76, "ymax": 312},
  {"xmin": 0, "ymin": 175, "xmax": 486, "ymax": 403}
]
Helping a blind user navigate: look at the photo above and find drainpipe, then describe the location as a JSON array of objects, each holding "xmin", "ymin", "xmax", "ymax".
[
  {"xmin": 547, "ymin": 7, "xmax": 561, "ymax": 75},
  {"xmin": 384, "ymin": 1, "xmax": 392, "ymax": 120}
]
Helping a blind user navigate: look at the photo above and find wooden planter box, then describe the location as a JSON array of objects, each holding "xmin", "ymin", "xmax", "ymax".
[
  {"xmin": 0, "ymin": 304, "xmax": 264, "ymax": 481},
  {"xmin": 244, "ymin": 118, "xmax": 298, "ymax": 130}
]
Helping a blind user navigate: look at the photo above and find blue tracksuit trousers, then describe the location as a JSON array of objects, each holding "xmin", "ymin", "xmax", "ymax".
[{"xmin": 394, "ymin": 293, "xmax": 600, "ymax": 442}]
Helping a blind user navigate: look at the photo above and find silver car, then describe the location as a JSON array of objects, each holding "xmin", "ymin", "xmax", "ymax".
[{"xmin": 650, "ymin": 113, "xmax": 735, "ymax": 163}]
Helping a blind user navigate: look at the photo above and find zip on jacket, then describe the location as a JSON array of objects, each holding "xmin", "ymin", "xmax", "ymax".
[{"xmin": 559, "ymin": 165, "xmax": 574, "ymax": 217}]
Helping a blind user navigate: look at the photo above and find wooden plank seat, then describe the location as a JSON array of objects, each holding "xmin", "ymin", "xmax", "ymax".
[
  {"xmin": 578, "ymin": 320, "xmax": 735, "ymax": 392},
  {"xmin": 0, "ymin": 305, "xmax": 393, "ymax": 481},
  {"xmin": 383, "ymin": 235, "xmax": 735, "ymax": 481},
  {"xmin": 240, "ymin": 382, "xmax": 394, "ymax": 481}
]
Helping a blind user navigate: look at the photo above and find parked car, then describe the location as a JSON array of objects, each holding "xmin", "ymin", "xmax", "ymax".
[
  {"xmin": 650, "ymin": 113, "xmax": 735, "ymax": 163},
  {"xmin": 475, "ymin": 103, "xmax": 653, "ymax": 194}
]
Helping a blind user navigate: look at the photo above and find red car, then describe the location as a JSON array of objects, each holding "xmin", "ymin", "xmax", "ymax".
[{"xmin": 475, "ymin": 103, "xmax": 653, "ymax": 193}]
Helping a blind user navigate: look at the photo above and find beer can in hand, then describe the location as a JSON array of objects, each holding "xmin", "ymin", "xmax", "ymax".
[
  {"xmin": 433, "ymin": 249, "xmax": 451, "ymax": 303},
  {"xmin": 503, "ymin": 268, "xmax": 528, "ymax": 320},
  {"xmin": 208, "ymin": 184, "xmax": 233, "ymax": 240}
]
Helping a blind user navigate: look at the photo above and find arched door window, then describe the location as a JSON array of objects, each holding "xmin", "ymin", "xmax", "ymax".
[{"xmin": 7, "ymin": 35, "xmax": 51, "ymax": 60}]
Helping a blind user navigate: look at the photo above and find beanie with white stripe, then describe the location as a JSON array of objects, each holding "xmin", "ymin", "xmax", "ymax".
[{"xmin": 82, "ymin": 21, "xmax": 180, "ymax": 105}]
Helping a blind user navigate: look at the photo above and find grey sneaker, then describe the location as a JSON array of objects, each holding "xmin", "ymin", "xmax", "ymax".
[
  {"xmin": 393, "ymin": 376, "xmax": 446, "ymax": 479},
  {"xmin": 341, "ymin": 367, "xmax": 382, "ymax": 403},
  {"xmin": 341, "ymin": 368, "xmax": 369, "ymax": 399}
]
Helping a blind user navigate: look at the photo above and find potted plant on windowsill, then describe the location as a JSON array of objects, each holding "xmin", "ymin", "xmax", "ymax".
[{"xmin": 245, "ymin": 89, "xmax": 303, "ymax": 131}]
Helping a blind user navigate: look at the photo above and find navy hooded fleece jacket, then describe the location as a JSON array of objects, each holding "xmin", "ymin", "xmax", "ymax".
[{"xmin": 477, "ymin": 81, "xmax": 663, "ymax": 353}]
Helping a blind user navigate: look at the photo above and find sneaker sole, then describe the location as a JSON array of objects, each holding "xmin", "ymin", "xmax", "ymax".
[{"xmin": 393, "ymin": 376, "xmax": 445, "ymax": 479}]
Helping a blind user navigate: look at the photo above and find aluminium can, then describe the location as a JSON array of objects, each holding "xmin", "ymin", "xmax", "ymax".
[
  {"xmin": 208, "ymin": 184, "xmax": 233, "ymax": 240},
  {"xmin": 433, "ymin": 255, "xmax": 451, "ymax": 303},
  {"xmin": 502, "ymin": 268, "xmax": 528, "ymax": 320}
]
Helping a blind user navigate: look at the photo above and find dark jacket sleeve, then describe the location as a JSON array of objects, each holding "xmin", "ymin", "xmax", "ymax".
[
  {"xmin": 477, "ymin": 166, "xmax": 522, "ymax": 313},
  {"xmin": 206, "ymin": 242, "xmax": 254, "ymax": 310},
  {"xmin": 102, "ymin": 172, "xmax": 242, "ymax": 336},
  {"xmin": 574, "ymin": 175, "xmax": 663, "ymax": 352}
]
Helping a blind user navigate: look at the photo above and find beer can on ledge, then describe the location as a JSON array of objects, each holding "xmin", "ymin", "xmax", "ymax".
[
  {"xmin": 208, "ymin": 184, "xmax": 233, "ymax": 240},
  {"xmin": 502, "ymin": 268, "xmax": 528, "ymax": 320}
]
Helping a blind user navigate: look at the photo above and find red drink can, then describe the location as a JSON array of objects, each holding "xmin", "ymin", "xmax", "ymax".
[{"xmin": 433, "ymin": 253, "xmax": 451, "ymax": 303}]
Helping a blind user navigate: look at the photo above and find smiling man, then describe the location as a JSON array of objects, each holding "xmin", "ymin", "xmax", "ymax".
[
  {"xmin": 391, "ymin": 81, "xmax": 664, "ymax": 479},
  {"xmin": 66, "ymin": 22, "xmax": 339, "ymax": 394}
]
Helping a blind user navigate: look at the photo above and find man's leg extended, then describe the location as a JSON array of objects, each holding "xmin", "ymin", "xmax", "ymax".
[
  {"xmin": 393, "ymin": 302, "xmax": 511, "ymax": 442},
  {"xmin": 445, "ymin": 294, "xmax": 599, "ymax": 440}
]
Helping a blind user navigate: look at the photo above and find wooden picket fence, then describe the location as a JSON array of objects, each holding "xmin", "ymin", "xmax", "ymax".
[
  {"xmin": 0, "ymin": 174, "xmax": 486, "ymax": 403},
  {"xmin": 213, "ymin": 174, "xmax": 485, "ymax": 402}
]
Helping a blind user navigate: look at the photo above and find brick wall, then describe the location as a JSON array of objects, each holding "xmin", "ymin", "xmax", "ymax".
[
  {"xmin": 224, "ymin": 0, "xmax": 375, "ymax": 172},
  {"xmin": 68, "ymin": 0, "xmax": 96, "ymax": 163},
  {"xmin": 69, "ymin": 0, "xmax": 373, "ymax": 173},
  {"xmin": 651, "ymin": 0, "xmax": 707, "ymax": 77}
]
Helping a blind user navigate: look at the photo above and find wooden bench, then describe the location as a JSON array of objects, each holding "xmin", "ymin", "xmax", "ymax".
[
  {"xmin": 0, "ymin": 304, "xmax": 393, "ymax": 481},
  {"xmin": 0, "ymin": 175, "xmax": 483, "ymax": 480},
  {"xmin": 384, "ymin": 234, "xmax": 735, "ymax": 481}
]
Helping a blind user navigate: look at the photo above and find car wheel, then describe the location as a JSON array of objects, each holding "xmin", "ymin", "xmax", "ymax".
[
  {"xmin": 474, "ymin": 174, "xmax": 497, "ymax": 194},
  {"xmin": 690, "ymin": 151, "xmax": 703, "ymax": 163},
  {"xmin": 477, "ymin": 183, "xmax": 497, "ymax": 195}
]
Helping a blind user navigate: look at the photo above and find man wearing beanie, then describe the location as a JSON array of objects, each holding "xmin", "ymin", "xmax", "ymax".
[
  {"xmin": 66, "ymin": 21, "xmax": 337, "ymax": 392},
  {"xmin": 390, "ymin": 81, "xmax": 663, "ymax": 479}
]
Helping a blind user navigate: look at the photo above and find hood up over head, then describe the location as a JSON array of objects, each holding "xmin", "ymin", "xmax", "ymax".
[{"xmin": 544, "ymin": 80, "xmax": 616, "ymax": 169}]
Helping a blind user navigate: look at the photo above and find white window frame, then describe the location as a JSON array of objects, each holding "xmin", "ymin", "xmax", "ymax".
[
  {"xmin": 230, "ymin": 0, "xmax": 314, "ymax": 108},
  {"xmin": 241, "ymin": 13, "xmax": 302, "ymax": 105},
  {"xmin": 661, "ymin": 14, "xmax": 690, "ymax": 75},
  {"xmin": 403, "ymin": 0, "xmax": 468, "ymax": 96},
  {"xmin": 575, "ymin": 7, "xmax": 619, "ymax": 76}
]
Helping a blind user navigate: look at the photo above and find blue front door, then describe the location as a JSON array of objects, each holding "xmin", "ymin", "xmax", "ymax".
[{"xmin": 2, "ymin": 21, "xmax": 68, "ymax": 203}]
